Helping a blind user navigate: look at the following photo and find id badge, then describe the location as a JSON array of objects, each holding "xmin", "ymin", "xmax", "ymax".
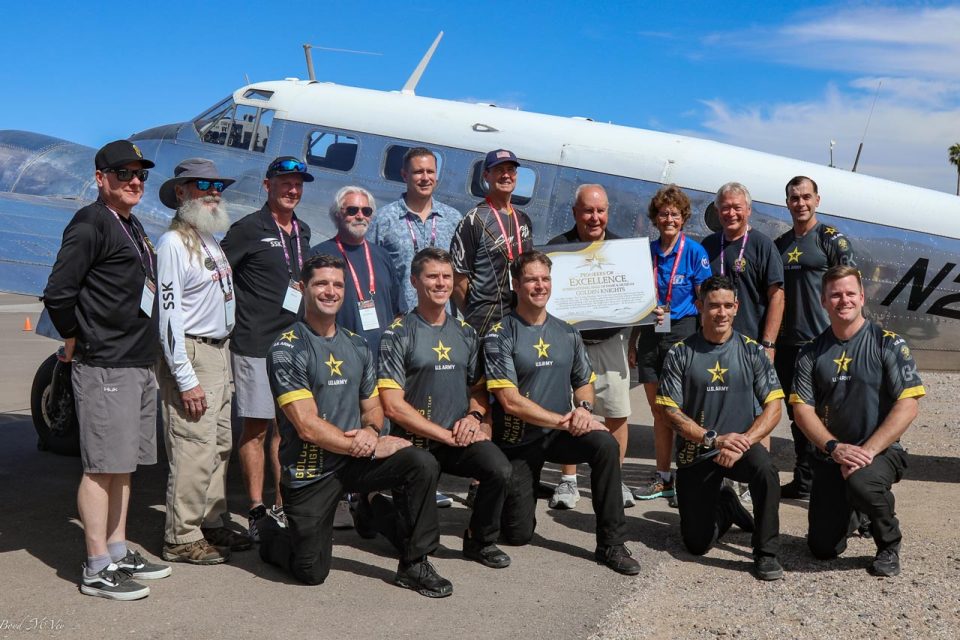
[
  {"xmin": 358, "ymin": 299, "xmax": 380, "ymax": 331},
  {"xmin": 224, "ymin": 291, "xmax": 236, "ymax": 330},
  {"xmin": 282, "ymin": 282, "xmax": 303, "ymax": 313},
  {"xmin": 140, "ymin": 278, "xmax": 156, "ymax": 317},
  {"xmin": 655, "ymin": 304, "xmax": 671, "ymax": 334}
]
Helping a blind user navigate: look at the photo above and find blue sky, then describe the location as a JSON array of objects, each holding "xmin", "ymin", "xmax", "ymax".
[{"xmin": 1, "ymin": 1, "xmax": 957, "ymax": 193}]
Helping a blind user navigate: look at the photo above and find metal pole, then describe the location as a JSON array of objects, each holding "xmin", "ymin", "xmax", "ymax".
[{"xmin": 303, "ymin": 44, "xmax": 316, "ymax": 82}]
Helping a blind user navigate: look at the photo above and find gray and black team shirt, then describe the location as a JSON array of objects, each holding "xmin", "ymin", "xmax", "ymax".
[
  {"xmin": 775, "ymin": 223, "xmax": 856, "ymax": 346},
  {"xmin": 451, "ymin": 202, "xmax": 534, "ymax": 336},
  {"xmin": 377, "ymin": 311, "xmax": 483, "ymax": 450},
  {"xmin": 657, "ymin": 331, "xmax": 784, "ymax": 467},
  {"xmin": 790, "ymin": 321, "xmax": 925, "ymax": 446},
  {"xmin": 267, "ymin": 321, "xmax": 378, "ymax": 488},
  {"xmin": 702, "ymin": 229, "xmax": 784, "ymax": 340},
  {"xmin": 484, "ymin": 311, "xmax": 596, "ymax": 448}
]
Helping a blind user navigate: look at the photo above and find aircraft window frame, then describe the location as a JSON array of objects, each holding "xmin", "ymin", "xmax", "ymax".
[
  {"xmin": 251, "ymin": 109, "xmax": 274, "ymax": 153},
  {"xmin": 242, "ymin": 89, "xmax": 274, "ymax": 101},
  {"xmin": 469, "ymin": 160, "xmax": 537, "ymax": 207},
  {"xmin": 194, "ymin": 98, "xmax": 235, "ymax": 145},
  {"xmin": 304, "ymin": 130, "xmax": 359, "ymax": 173},
  {"xmin": 382, "ymin": 145, "xmax": 444, "ymax": 183},
  {"xmin": 227, "ymin": 104, "xmax": 260, "ymax": 150}
]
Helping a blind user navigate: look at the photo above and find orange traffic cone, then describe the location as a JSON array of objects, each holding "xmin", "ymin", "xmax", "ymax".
[{"xmin": 23, "ymin": 316, "xmax": 32, "ymax": 332}]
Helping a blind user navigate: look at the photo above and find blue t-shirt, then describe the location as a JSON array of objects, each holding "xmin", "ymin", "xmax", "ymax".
[{"xmin": 650, "ymin": 235, "xmax": 712, "ymax": 320}]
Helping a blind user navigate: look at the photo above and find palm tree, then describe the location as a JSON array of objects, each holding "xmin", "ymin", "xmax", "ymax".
[{"xmin": 949, "ymin": 143, "xmax": 960, "ymax": 195}]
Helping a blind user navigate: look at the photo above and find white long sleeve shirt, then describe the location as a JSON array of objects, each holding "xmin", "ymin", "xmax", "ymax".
[{"xmin": 156, "ymin": 229, "xmax": 234, "ymax": 392}]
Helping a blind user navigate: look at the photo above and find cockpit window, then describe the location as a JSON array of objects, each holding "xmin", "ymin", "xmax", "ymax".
[
  {"xmin": 194, "ymin": 97, "xmax": 234, "ymax": 144},
  {"xmin": 305, "ymin": 131, "xmax": 358, "ymax": 172},
  {"xmin": 194, "ymin": 96, "xmax": 273, "ymax": 152}
]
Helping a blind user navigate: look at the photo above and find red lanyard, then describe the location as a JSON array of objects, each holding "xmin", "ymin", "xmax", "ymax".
[
  {"xmin": 274, "ymin": 218, "xmax": 303, "ymax": 281},
  {"xmin": 654, "ymin": 234, "xmax": 686, "ymax": 306},
  {"xmin": 111, "ymin": 210, "xmax": 154, "ymax": 280},
  {"xmin": 720, "ymin": 228, "xmax": 749, "ymax": 276},
  {"xmin": 486, "ymin": 198, "xmax": 523, "ymax": 260},
  {"xmin": 335, "ymin": 238, "xmax": 376, "ymax": 300},
  {"xmin": 405, "ymin": 213, "xmax": 437, "ymax": 251}
]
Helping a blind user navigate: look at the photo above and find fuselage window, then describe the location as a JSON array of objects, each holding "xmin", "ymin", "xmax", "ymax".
[
  {"xmin": 469, "ymin": 161, "xmax": 536, "ymax": 207},
  {"xmin": 243, "ymin": 89, "xmax": 274, "ymax": 101},
  {"xmin": 382, "ymin": 145, "xmax": 444, "ymax": 183},
  {"xmin": 306, "ymin": 131, "xmax": 358, "ymax": 172}
]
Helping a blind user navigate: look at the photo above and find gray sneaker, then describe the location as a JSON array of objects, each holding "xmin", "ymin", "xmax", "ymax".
[
  {"xmin": 549, "ymin": 480, "xmax": 580, "ymax": 509},
  {"xmin": 79, "ymin": 563, "xmax": 150, "ymax": 601},
  {"xmin": 622, "ymin": 483, "xmax": 636, "ymax": 508},
  {"xmin": 632, "ymin": 475, "xmax": 675, "ymax": 500},
  {"xmin": 115, "ymin": 548, "xmax": 171, "ymax": 579}
]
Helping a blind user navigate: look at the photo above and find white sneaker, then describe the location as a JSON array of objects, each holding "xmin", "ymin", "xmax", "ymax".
[
  {"xmin": 549, "ymin": 480, "xmax": 580, "ymax": 509},
  {"xmin": 333, "ymin": 499, "xmax": 354, "ymax": 529},
  {"xmin": 621, "ymin": 482, "xmax": 636, "ymax": 508}
]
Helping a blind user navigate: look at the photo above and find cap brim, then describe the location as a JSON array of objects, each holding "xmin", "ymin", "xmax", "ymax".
[
  {"xmin": 269, "ymin": 170, "xmax": 315, "ymax": 182},
  {"xmin": 484, "ymin": 159, "xmax": 520, "ymax": 170}
]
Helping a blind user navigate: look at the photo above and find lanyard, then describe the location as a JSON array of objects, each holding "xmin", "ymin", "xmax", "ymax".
[
  {"xmin": 197, "ymin": 231, "xmax": 233, "ymax": 298},
  {"xmin": 274, "ymin": 218, "xmax": 303, "ymax": 280},
  {"xmin": 111, "ymin": 211, "xmax": 154, "ymax": 280},
  {"xmin": 486, "ymin": 198, "xmax": 523, "ymax": 261},
  {"xmin": 335, "ymin": 238, "xmax": 376, "ymax": 300},
  {"xmin": 719, "ymin": 228, "xmax": 749, "ymax": 277},
  {"xmin": 405, "ymin": 213, "xmax": 437, "ymax": 251},
  {"xmin": 654, "ymin": 234, "xmax": 686, "ymax": 306}
]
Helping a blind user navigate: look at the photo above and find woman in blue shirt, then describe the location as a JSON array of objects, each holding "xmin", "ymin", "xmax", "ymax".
[{"xmin": 629, "ymin": 184, "xmax": 712, "ymax": 505}]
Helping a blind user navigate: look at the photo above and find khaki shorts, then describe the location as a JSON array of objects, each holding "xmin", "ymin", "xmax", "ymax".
[
  {"xmin": 585, "ymin": 330, "xmax": 631, "ymax": 419},
  {"xmin": 72, "ymin": 361, "xmax": 158, "ymax": 473},
  {"xmin": 231, "ymin": 353, "xmax": 275, "ymax": 419}
]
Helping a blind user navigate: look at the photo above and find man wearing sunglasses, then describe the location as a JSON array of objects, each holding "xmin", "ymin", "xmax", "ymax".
[
  {"xmin": 156, "ymin": 159, "xmax": 252, "ymax": 566},
  {"xmin": 221, "ymin": 156, "xmax": 315, "ymax": 542},
  {"xmin": 44, "ymin": 140, "xmax": 171, "ymax": 600}
]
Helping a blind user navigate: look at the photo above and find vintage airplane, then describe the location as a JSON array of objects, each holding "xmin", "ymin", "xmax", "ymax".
[{"xmin": 1, "ymin": 38, "xmax": 957, "ymax": 454}]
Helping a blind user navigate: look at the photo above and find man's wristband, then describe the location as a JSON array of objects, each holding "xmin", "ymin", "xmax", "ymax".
[
  {"xmin": 760, "ymin": 340, "xmax": 776, "ymax": 349},
  {"xmin": 468, "ymin": 410, "xmax": 484, "ymax": 422}
]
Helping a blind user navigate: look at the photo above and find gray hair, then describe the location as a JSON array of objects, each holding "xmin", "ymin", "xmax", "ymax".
[
  {"xmin": 573, "ymin": 183, "xmax": 607, "ymax": 206},
  {"xmin": 328, "ymin": 185, "xmax": 376, "ymax": 225},
  {"xmin": 714, "ymin": 182, "xmax": 752, "ymax": 209}
]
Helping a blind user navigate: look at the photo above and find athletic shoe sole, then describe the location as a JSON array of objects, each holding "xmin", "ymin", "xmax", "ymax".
[
  {"xmin": 394, "ymin": 575, "xmax": 453, "ymax": 598},
  {"xmin": 79, "ymin": 583, "xmax": 150, "ymax": 601}
]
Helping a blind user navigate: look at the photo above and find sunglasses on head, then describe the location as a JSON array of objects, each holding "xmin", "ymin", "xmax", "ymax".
[
  {"xmin": 104, "ymin": 168, "xmax": 149, "ymax": 182},
  {"xmin": 193, "ymin": 179, "xmax": 226, "ymax": 193},
  {"xmin": 270, "ymin": 159, "xmax": 308, "ymax": 173},
  {"xmin": 342, "ymin": 206, "xmax": 373, "ymax": 217}
]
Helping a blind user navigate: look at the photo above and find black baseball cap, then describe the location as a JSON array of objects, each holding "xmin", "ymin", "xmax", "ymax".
[
  {"xmin": 265, "ymin": 156, "xmax": 315, "ymax": 182},
  {"xmin": 95, "ymin": 140, "xmax": 155, "ymax": 170},
  {"xmin": 483, "ymin": 149, "xmax": 520, "ymax": 171}
]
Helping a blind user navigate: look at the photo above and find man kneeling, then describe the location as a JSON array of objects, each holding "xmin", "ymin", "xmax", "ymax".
[
  {"xmin": 657, "ymin": 276, "xmax": 784, "ymax": 581},
  {"xmin": 260, "ymin": 254, "xmax": 452, "ymax": 597}
]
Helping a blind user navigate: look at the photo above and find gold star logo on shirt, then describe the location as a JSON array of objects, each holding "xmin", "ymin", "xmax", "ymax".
[
  {"xmin": 708, "ymin": 361, "xmax": 728, "ymax": 383},
  {"xmin": 490, "ymin": 321, "xmax": 503, "ymax": 333},
  {"xmin": 787, "ymin": 247, "xmax": 803, "ymax": 263},
  {"xmin": 743, "ymin": 336, "xmax": 758, "ymax": 347},
  {"xmin": 833, "ymin": 350, "xmax": 852, "ymax": 374},
  {"xmin": 280, "ymin": 330, "xmax": 298, "ymax": 342},
  {"xmin": 325, "ymin": 353, "xmax": 344, "ymax": 376},
  {"xmin": 824, "ymin": 226, "xmax": 838, "ymax": 235},
  {"xmin": 533, "ymin": 337, "xmax": 551, "ymax": 358},
  {"xmin": 433, "ymin": 339, "xmax": 452, "ymax": 362},
  {"xmin": 389, "ymin": 318, "xmax": 404, "ymax": 330},
  {"xmin": 882, "ymin": 330, "xmax": 898, "ymax": 339}
]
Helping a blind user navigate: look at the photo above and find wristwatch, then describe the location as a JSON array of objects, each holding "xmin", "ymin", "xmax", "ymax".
[
  {"xmin": 824, "ymin": 439, "xmax": 840, "ymax": 455},
  {"xmin": 760, "ymin": 340, "xmax": 776, "ymax": 349},
  {"xmin": 468, "ymin": 410, "xmax": 484, "ymax": 422},
  {"xmin": 578, "ymin": 400, "xmax": 594, "ymax": 413},
  {"xmin": 702, "ymin": 429, "xmax": 718, "ymax": 449}
]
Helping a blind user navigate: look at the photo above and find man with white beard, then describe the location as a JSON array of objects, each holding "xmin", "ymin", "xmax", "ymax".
[{"xmin": 156, "ymin": 159, "xmax": 252, "ymax": 564}]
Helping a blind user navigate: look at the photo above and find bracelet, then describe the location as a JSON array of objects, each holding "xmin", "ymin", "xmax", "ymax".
[
  {"xmin": 760, "ymin": 340, "xmax": 776, "ymax": 349},
  {"xmin": 468, "ymin": 410, "xmax": 484, "ymax": 422}
]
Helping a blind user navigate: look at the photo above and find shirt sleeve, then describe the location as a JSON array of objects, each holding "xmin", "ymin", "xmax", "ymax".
[
  {"xmin": 690, "ymin": 243, "xmax": 713, "ymax": 286},
  {"xmin": 268, "ymin": 330, "xmax": 313, "ymax": 407},
  {"xmin": 484, "ymin": 326, "xmax": 518, "ymax": 389},
  {"xmin": 750, "ymin": 340, "xmax": 784, "ymax": 404},
  {"xmin": 655, "ymin": 343, "xmax": 686, "ymax": 409},
  {"xmin": 824, "ymin": 228, "xmax": 857, "ymax": 268},
  {"xmin": 156, "ymin": 234, "xmax": 198, "ymax": 392},
  {"xmin": 220, "ymin": 222, "xmax": 246, "ymax": 270},
  {"xmin": 451, "ymin": 215, "xmax": 477, "ymax": 275},
  {"xmin": 43, "ymin": 214, "xmax": 102, "ymax": 339},
  {"xmin": 465, "ymin": 323, "xmax": 484, "ymax": 387},
  {"xmin": 359, "ymin": 339, "xmax": 379, "ymax": 400},
  {"xmin": 761, "ymin": 236, "xmax": 785, "ymax": 287},
  {"xmin": 570, "ymin": 329, "xmax": 597, "ymax": 389},
  {"xmin": 376, "ymin": 323, "xmax": 408, "ymax": 391},
  {"xmin": 790, "ymin": 343, "xmax": 816, "ymax": 405},
  {"xmin": 881, "ymin": 333, "xmax": 926, "ymax": 401}
]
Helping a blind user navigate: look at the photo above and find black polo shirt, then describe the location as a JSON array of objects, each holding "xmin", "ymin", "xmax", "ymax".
[{"xmin": 221, "ymin": 204, "xmax": 311, "ymax": 358}]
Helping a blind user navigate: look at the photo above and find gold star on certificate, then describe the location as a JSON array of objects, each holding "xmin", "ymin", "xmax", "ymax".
[
  {"xmin": 833, "ymin": 350, "xmax": 852, "ymax": 374},
  {"xmin": 325, "ymin": 353, "xmax": 344, "ymax": 376},
  {"xmin": 433, "ymin": 339, "xmax": 452, "ymax": 362},
  {"xmin": 280, "ymin": 330, "xmax": 298, "ymax": 342},
  {"xmin": 708, "ymin": 361, "xmax": 728, "ymax": 383},
  {"xmin": 490, "ymin": 322, "xmax": 503, "ymax": 333},
  {"xmin": 533, "ymin": 337, "xmax": 551, "ymax": 358},
  {"xmin": 787, "ymin": 247, "xmax": 803, "ymax": 263}
]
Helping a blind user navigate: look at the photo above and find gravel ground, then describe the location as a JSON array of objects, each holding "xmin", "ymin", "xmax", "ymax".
[{"xmin": 593, "ymin": 371, "xmax": 960, "ymax": 640}]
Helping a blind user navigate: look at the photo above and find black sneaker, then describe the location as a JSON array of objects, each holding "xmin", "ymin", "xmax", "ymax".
[
  {"xmin": 719, "ymin": 485, "xmax": 755, "ymax": 533},
  {"xmin": 869, "ymin": 548, "xmax": 900, "ymax": 577},
  {"xmin": 394, "ymin": 558, "xmax": 453, "ymax": 598},
  {"xmin": 753, "ymin": 556, "xmax": 784, "ymax": 581},
  {"xmin": 463, "ymin": 531, "xmax": 511, "ymax": 568},
  {"xmin": 595, "ymin": 544, "xmax": 641, "ymax": 576},
  {"xmin": 115, "ymin": 548, "xmax": 172, "ymax": 579},
  {"xmin": 248, "ymin": 504, "xmax": 268, "ymax": 543},
  {"xmin": 780, "ymin": 481, "xmax": 810, "ymax": 500},
  {"xmin": 79, "ymin": 563, "xmax": 150, "ymax": 601}
]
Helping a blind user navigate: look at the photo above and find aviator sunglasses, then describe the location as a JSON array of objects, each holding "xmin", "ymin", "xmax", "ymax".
[
  {"xmin": 342, "ymin": 205, "xmax": 374, "ymax": 217},
  {"xmin": 103, "ymin": 168, "xmax": 149, "ymax": 182},
  {"xmin": 192, "ymin": 179, "xmax": 226, "ymax": 193},
  {"xmin": 269, "ymin": 158, "xmax": 308, "ymax": 173}
]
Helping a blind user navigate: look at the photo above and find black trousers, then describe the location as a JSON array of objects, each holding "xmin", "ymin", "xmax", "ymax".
[
  {"xmin": 499, "ymin": 430, "xmax": 626, "ymax": 547},
  {"xmin": 675, "ymin": 444, "xmax": 780, "ymax": 558},
  {"xmin": 775, "ymin": 345, "xmax": 814, "ymax": 491},
  {"xmin": 259, "ymin": 446, "xmax": 439, "ymax": 585},
  {"xmin": 807, "ymin": 445, "xmax": 907, "ymax": 559}
]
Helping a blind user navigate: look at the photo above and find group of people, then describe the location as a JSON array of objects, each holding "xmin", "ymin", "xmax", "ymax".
[{"xmin": 42, "ymin": 139, "xmax": 923, "ymax": 602}]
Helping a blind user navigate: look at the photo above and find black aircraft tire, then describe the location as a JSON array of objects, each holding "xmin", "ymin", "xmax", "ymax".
[{"xmin": 30, "ymin": 353, "xmax": 80, "ymax": 457}]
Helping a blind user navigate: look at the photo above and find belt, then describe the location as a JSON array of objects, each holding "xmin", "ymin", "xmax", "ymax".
[{"xmin": 185, "ymin": 334, "xmax": 228, "ymax": 347}]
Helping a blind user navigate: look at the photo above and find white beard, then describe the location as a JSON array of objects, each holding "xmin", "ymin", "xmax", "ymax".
[
  {"xmin": 341, "ymin": 218, "xmax": 369, "ymax": 242},
  {"xmin": 178, "ymin": 196, "xmax": 230, "ymax": 234}
]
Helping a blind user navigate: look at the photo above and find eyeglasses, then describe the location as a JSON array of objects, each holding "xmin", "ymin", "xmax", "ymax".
[
  {"xmin": 656, "ymin": 210, "xmax": 682, "ymax": 219},
  {"xmin": 269, "ymin": 159, "xmax": 307, "ymax": 173},
  {"xmin": 342, "ymin": 206, "xmax": 373, "ymax": 217},
  {"xmin": 193, "ymin": 180, "xmax": 226, "ymax": 192},
  {"xmin": 103, "ymin": 168, "xmax": 149, "ymax": 182}
]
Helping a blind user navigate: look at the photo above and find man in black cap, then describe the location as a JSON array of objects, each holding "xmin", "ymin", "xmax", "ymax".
[
  {"xmin": 221, "ymin": 156, "xmax": 314, "ymax": 541},
  {"xmin": 44, "ymin": 139, "xmax": 171, "ymax": 600},
  {"xmin": 156, "ymin": 159, "xmax": 252, "ymax": 565},
  {"xmin": 451, "ymin": 149, "xmax": 534, "ymax": 337}
]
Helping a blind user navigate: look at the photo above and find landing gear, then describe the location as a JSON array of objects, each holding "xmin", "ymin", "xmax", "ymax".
[{"xmin": 30, "ymin": 353, "xmax": 79, "ymax": 456}]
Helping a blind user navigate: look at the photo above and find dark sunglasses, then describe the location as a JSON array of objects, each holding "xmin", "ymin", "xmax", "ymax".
[
  {"xmin": 270, "ymin": 159, "xmax": 308, "ymax": 173},
  {"xmin": 104, "ymin": 168, "xmax": 149, "ymax": 182},
  {"xmin": 342, "ymin": 205, "xmax": 373, "ymax": 217},
  {"xmin": 193, "ymin": 179, "xmax": 226, "ymax": 192}
]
